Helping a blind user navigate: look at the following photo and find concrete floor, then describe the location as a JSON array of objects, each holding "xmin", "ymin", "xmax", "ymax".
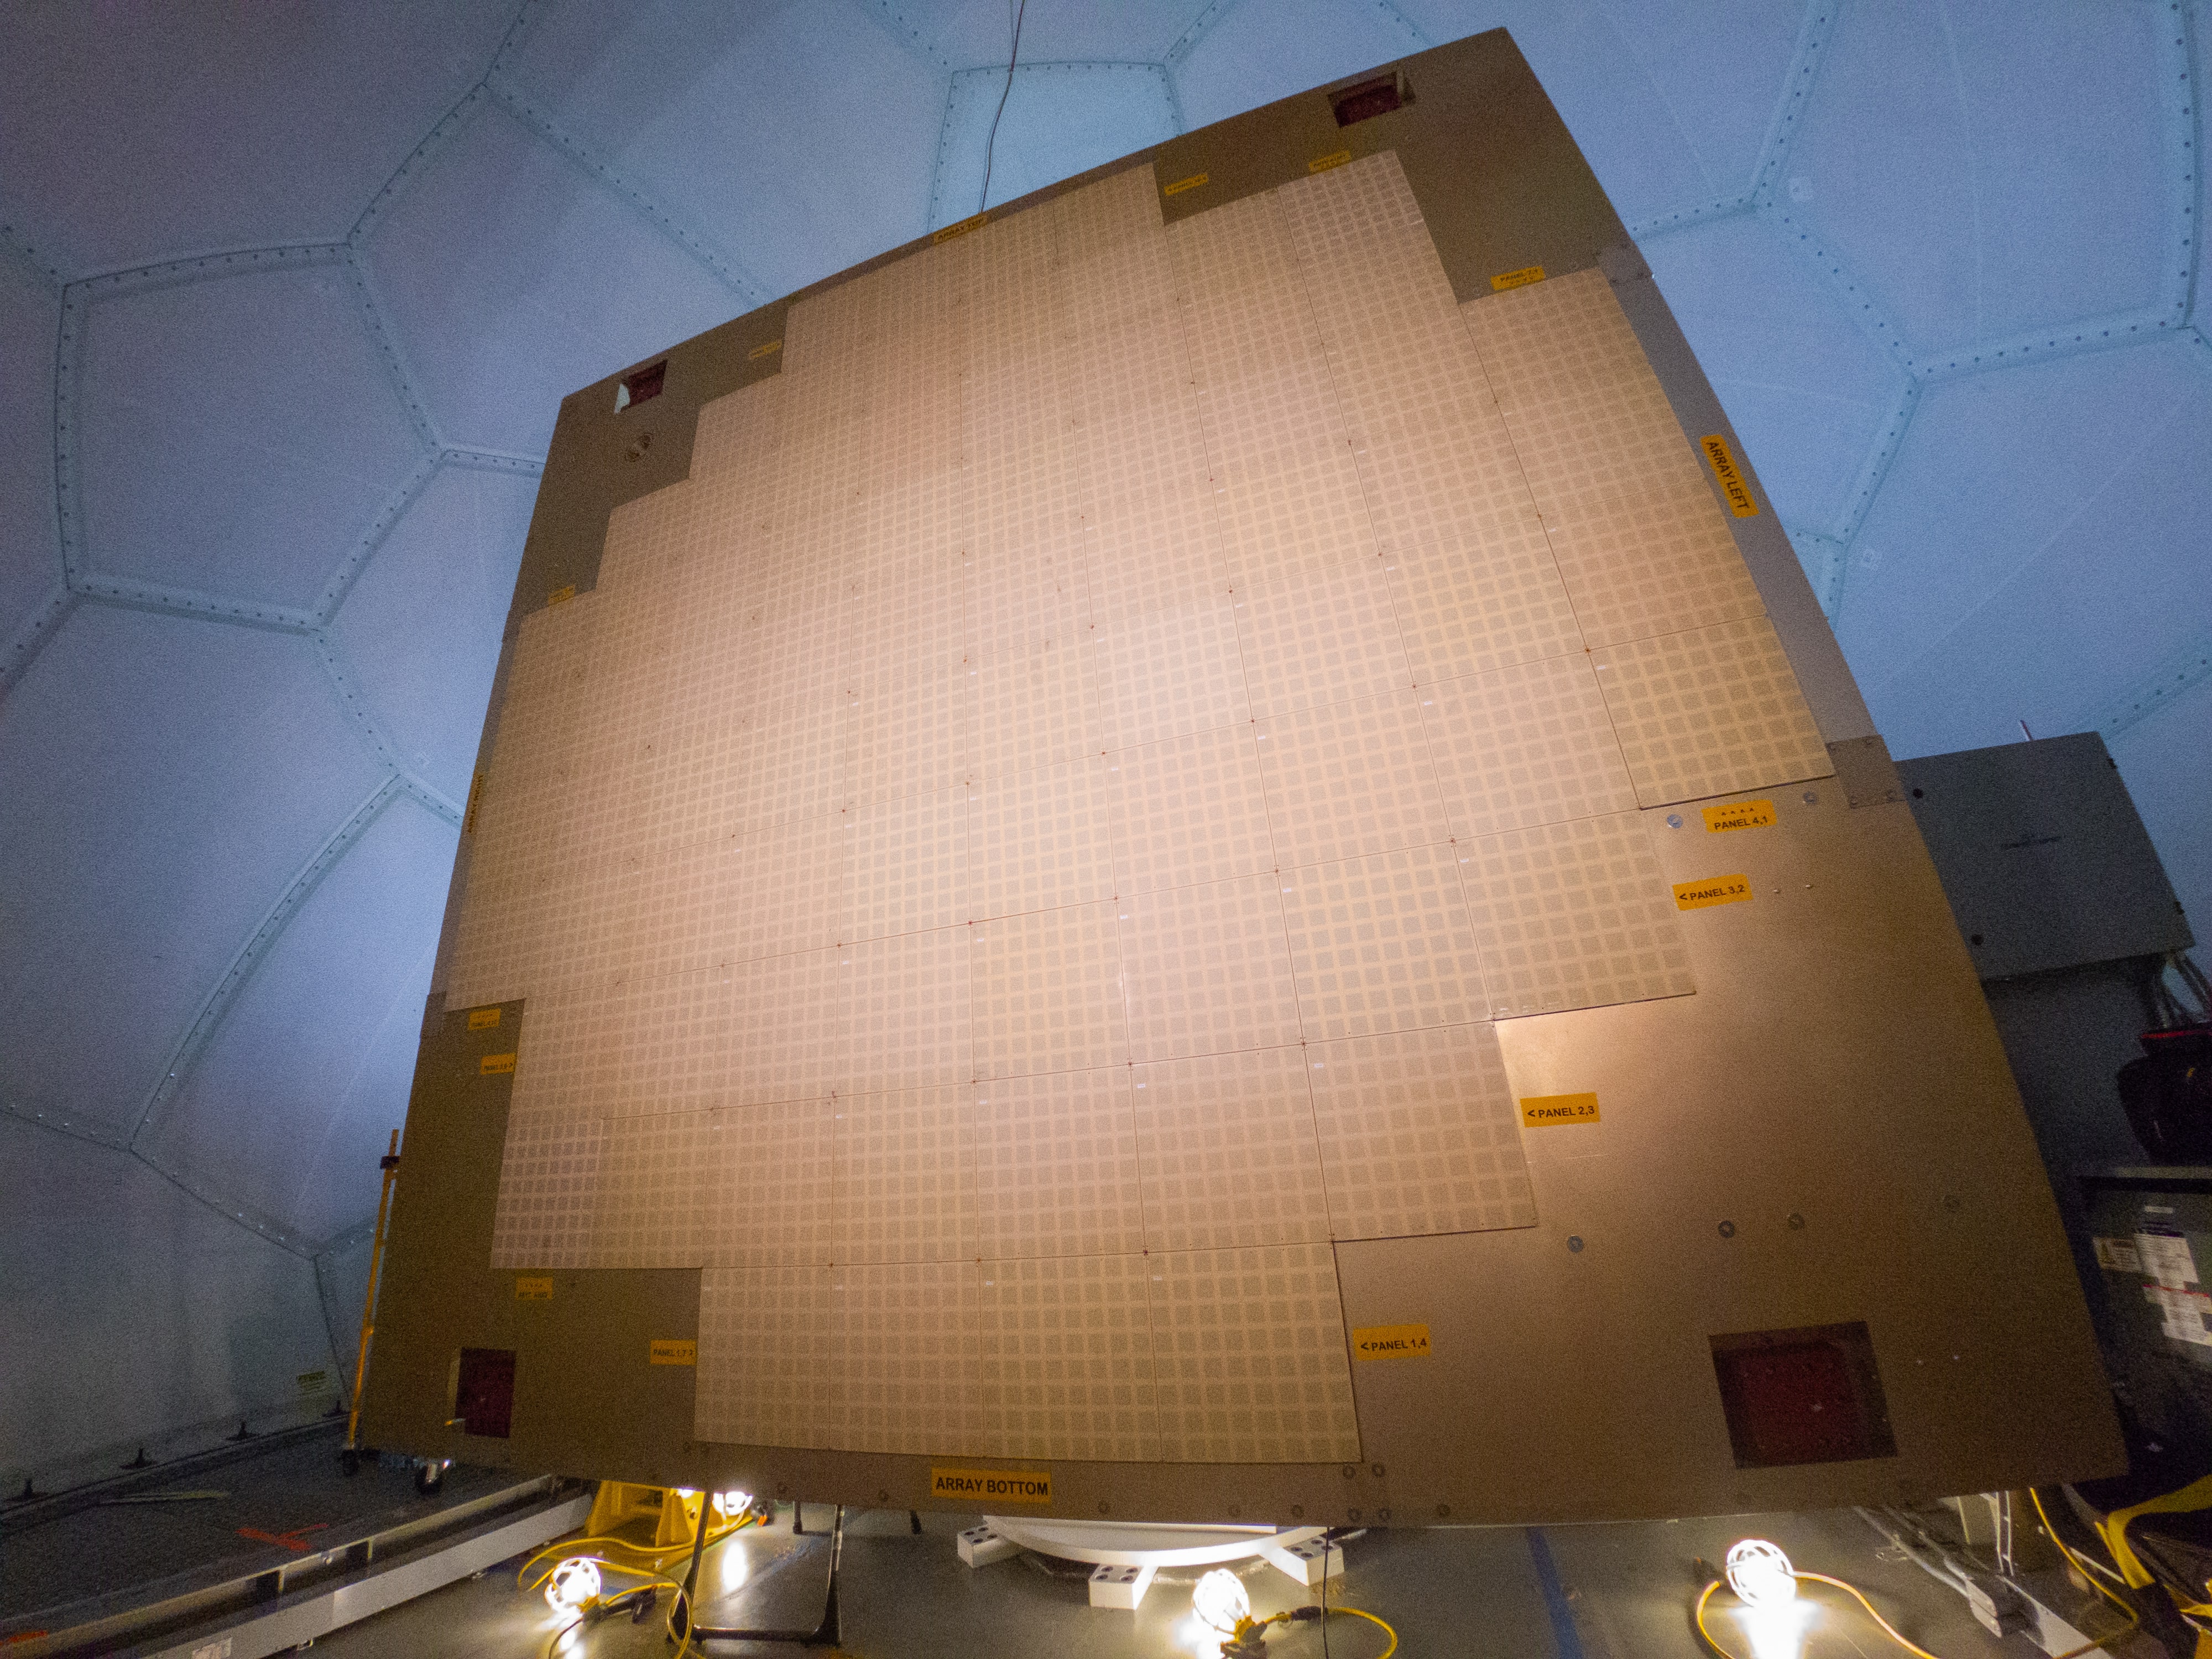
[
  {"xmin": 2, "ymin": 1434, "xmax": 2166, "ymax": 1658},
  {"xmin": 0, "ymin": 1423, "xmax": 515, "ymax": 1639},
  {"xmin": 306, "ymin": 1500, "xmax": 2161, "ymax": 1659}
]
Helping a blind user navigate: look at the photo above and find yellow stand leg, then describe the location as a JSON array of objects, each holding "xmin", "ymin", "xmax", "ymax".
[{"xmin": 343, "ymin": 1129, "xmax": 402, "ymax": 1453}]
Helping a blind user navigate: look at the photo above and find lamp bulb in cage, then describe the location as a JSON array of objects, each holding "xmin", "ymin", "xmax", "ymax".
[
  {"xmin": 1193, "ymin": 1566, "xmax": 1251, "ymax": 1633},
  {"xmin": 1725, "ymin": 1539, "xmax": 1796, "ymax": 1608},
  {"xmin": 544, "ymin": 1557, "xmax": 602, "ymax": 1613}
]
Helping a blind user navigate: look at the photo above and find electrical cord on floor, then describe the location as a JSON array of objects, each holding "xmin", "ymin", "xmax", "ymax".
[
  {"xmin": 1321, "ymin": 1605, "xmax": 1399, "ymax": 1655},
  {"xmin": 521, "ymin": 1514, "xmax": 765, "ymax": 1659},
  {"xmin": 529, "ymin": 1557, "xmax": 692, "ymax": 1659},
  {"xmin": 514, "ymin": 1512, "xmax": 757, "ymax": 1588},
  {"xmin": 1693, "ymin": 1543, "xmax": 2137, "ymax": 1659},
  {"xmin": 2026, "ymin": 1488, "xmax": 2143, "ymax": 1658},
  {"xmin": 1227, "ymin": 1601, "xmax": 1398, "ymax": 1657}
]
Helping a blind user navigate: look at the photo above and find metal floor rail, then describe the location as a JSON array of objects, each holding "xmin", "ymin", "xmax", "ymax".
[{"xmin": 11, "ymin": 1475, "xmax": 591, "ymax": 1659}]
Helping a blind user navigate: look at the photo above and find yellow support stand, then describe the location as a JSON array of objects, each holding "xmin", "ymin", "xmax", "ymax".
[
  {"xmin": 342, "ymin": 1130, "xmax": 402, "ymax": 1461},
  {"xmin": 658, "ymin": 1488, "xmax": 708, "ymax": 1550},
  {"xmin": 582, "ymin": 1481, "xmax": 714, "ymax": 1549}
]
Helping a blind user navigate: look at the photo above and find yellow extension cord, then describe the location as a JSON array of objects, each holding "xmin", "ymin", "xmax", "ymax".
[
  {"xmin": 1323, "ymin": 1603, "xmax": 1400, "ymax": 1656},
  {"xmin": 533, "ymin": 1557, "xmax": 693, "ymax": 1659},
  {"xmin": 515, "ymin": 1510, "xmax": 758, "ymax": 1586},
  {"xmin": 1239, "ymin": 1599, "xmax": 1399, "ymax": 1656},
  {"xmin": 2028, "ymin": 1489, "xmax": 2145, "ymax": 1659},
  {"xmin": 1692, "ymin": 1504, "xmax": 2140, "ymax": 1659},
  {"xmin": 523, "ymin": 1512, "xmax": 761, "ymax": 1659},
  {"xmin": 529, "ymin": 1512, "xmax": 1398, "ymax": 1659}
]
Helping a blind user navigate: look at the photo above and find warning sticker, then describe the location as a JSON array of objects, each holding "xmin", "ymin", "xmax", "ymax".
[
  {"xmin": 479, "ymin": 1052, "xmax": 517, "ymax": 1076},
  {"xmin": 1700, "ymin": 435, "xmax": 1760, "ymax": 517},
  {"xmin": 1163, "ymin": 171, "xmax": 1210, "ymax": 197},
  {"xmin": 930, "ymin": 1468, "xmax": 1052, "ymax": 1504},
  {"xmin": 1352, "ymin": 1324, "xmax": 1432, "ymax": 1360},
  {"xmin": 2094, "ymin": 1237, "xmax": 2143, "ymax": 1274},
  {"xmin": 747, "ymin": 339, "xmax": 782, "ymax": 360},
  {"xmin": 1673, "ymin": 875, "xmax": 1752, "ymax": 911},
  {"xmin": 2139, "ymin": 1232, "xmax": 2199, "ymax": 1289},
  {"xmin": 467, "ymin": 1008, "xmax": 502, "ymax": 1030},
  {"xmin": 933, "ymin": 213, "xmax": 988, "ymax": 243},
  {"xmin": 1520, "ymin": 1093, "xmax": 1601, "ymax": 1128},
  {"xmin": 547, "ymin": 584, "xmax": 576, "ymax": 606},
  {"xmin": 1308, "ymin": 149, "xmax": 1352, "ymax": 173},
  {"xmin": 2146, "ymin": 1285, "xmax": 2212, "ymax": 1346},
  {"xmin": 1491, "ymin": 265, "xmax": 1546, "ymax": 291},
  {"xmin": 516, "ymin": 1276, "xmax": 555, "ymax": 1301},
  {"xmin": 649, "ymin": 1339, "xmax": 697, "ymax": 1366},
  {"xmin": 1702, "ymin": 800, "xmax": 1776, "ymax": 833}
]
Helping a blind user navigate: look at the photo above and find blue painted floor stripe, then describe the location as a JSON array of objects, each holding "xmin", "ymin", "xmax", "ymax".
[{"xmin": 1525, "ymin": 1526, "xmax": 1587, "ymax": 1659}]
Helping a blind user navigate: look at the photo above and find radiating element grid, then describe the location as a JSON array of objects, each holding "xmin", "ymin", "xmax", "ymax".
[{"xmin": 468, "ymin": 152, "xmax": 1833, "ymax": 1465}]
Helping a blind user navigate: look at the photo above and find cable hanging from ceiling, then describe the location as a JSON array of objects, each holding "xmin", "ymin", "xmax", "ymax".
[{"xmin": 980, "ymin": 0, "xmax": 1030, "ymax": 212}]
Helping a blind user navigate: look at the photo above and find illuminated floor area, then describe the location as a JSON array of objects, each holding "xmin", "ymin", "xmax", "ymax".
[{"xmin": 307, "ymin": 1501, "xmax": 2160, "ymax": 1659}]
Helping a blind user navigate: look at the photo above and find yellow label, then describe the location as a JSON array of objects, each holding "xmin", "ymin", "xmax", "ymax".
[
  {"xmin": 547, "ymin": 584, "xmax": 576, "ymax": 606},
  {"xmin": 1673, "ymin": 875, "xmax": 1754, "ymax": 911},
  {"xmin": 1702, "ymin": 799, "xmax": 1776, "ymax": 833},
  {"xmin": 479, "ymin": 1052, "xmax": 517, "ymax": 1076},
  {"xmin": 467, "ymin": 1007, "xmax": 502, "ymax": 1030},
  {"xmin": 1700, "ymin": 435, "xmax": 1759, "ymax": 517},
  {"xmin": 933, "ymin": 213, "xmax": 988, "ymax": 243},
  {"xmin": 296, "ymin": 1369, "xmax": 330, "ymax": 1391},
  {"xmin": 1308, "ymin": 149, "xmax": 1353, "ymax": 174},
  {"xmin": 462, "ymin": 769, "xmax": 484, "ymax": 836},
  {"xmin": 1352, "ymin": 1323, "xmax": 1432, "ymax": 1360},
  {"xmin": 930, "ymin": 1467, "xmax": 1052, "ymax": 1504},
  {"xmin": 516, "ymin": 1276, "xmax": 555, "ymax": 1301},
  {"xmin": 1162, "ymin": 171, "xmax": 1209, "ymax": 197},
  {"xmin": 1491, "ymin": 264, "xmax": 1546, "ymax": 290},
  {"xmin": 1520, "ymin": 1092, "xmax": 1601, "ymax": 1128},
  {"xmin": 747, "ymin": 338, "xmax": 782, "ymax": 360},
  {"xmin": 649, "ymin": 1339, "xmax": 697, "ymax": 1366}
]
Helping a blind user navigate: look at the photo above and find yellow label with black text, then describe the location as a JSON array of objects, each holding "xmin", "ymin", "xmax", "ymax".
[
  {"xmin": 748, "ymin": 339, "xmax": 781, "ymax": 360},
  {"xmin": 1352, "ymin": 1324, "xmax": 1432, "ymax": 1360},
  {"xmin": 480, "ymin": 1052, "xmax": 517, "ymax": 1076},
  {"xmin": 930, "ymin": 1468, "xmax": 1052, "ymax": 1504},
  {"xmin": 1308, "ymin": 149, "xmax": 1352, "ymax": 173},
  {"xmin": 1491, "ymin": 265, "xmax": 1546, "ymax": 290},
  {"xmin": 933, "ymin": 213, "xmax": 988, "ymax": 243},
  {"xmin": 1700, "ymin": 435, "xmax": 1759, "ymax": 517},
  {"xmin": 1673, "ymin": 875, "xmax": 1753, "ymax": 911},
  {"xmin": 1163, "ymin": 172, "xmax": 1209, "ymax": 196},
  {"xmin": 649, "ymin": 1339, "xmax": 697, "ymax": 1366},
  {"xmin": 547, "ymin": 584, "xmax": 576, "ymax": 606},
  {"xmin": 516, "ymin": 1276, "xmax": 554, "ymax": 1301},
  {"xmin": 468, "ymin": 1008, "xmax": 501, "ymax": 1030},
  {"xmin": 1702, "ymin": 800, "xmax": 1775, "ymax": 833},
  {"xmin": 1521, "ymin": 1093, "xmax": 1601, "ymax": 1128}
]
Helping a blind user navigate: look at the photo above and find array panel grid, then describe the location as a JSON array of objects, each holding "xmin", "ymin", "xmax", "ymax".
[{"xmin": 471, "ymin": 151, "xmax": 1839, "ymax": 1465}]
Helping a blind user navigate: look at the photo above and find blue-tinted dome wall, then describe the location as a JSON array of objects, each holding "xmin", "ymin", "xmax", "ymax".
[{"xmin": 2, "ymin": 0, "xmax": 2205, "ymax": 1484}]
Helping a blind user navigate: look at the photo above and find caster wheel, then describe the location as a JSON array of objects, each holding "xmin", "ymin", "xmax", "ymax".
[
  {"xmin": 414, "ymin": 1462, "xmax": 445, "ymax": 1496},
  {"xmin": 340, "ymin": 1449, "xmax": 360, "ymax": 1478}
]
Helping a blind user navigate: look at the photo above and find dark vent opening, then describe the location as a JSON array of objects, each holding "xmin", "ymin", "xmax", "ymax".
[
  {"xmin": 1331, "ymin": 75, "xmax": 1406, "ymax": 127},
  {"xmin": 1710, "ymin": 1322, "xmax": 1895, "ymax": 1468},
  {"xmin": 456, "ymin": 1347, "xmax": 517, "ymax": 1438},
  {"xmin": 615, "ymin": 360, "xmax": 667, "ymax": 413}
]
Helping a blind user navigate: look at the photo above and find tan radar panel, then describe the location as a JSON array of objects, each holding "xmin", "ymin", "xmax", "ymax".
[{"xmin": 365, "ymin": 32, "xmax": 2120, "ymax": 1524}]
